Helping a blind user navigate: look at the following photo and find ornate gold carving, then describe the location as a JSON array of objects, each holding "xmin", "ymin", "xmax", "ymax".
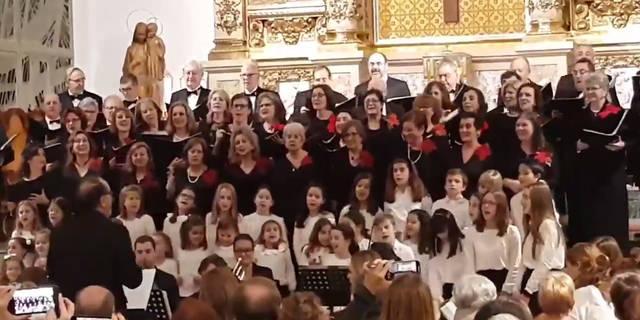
[
  {"xmin": 249, "ymin": 20, "xmax": 265, "ymax": 47},
  {"xmin": 376, "ymin": 0, "xmax": 525, "ymax": 41},
  {"xmin": 315, "ymin": 16, "xmax": 327, "ymax": 43},
  {"xmin": 528, "ymin": 0, "xmax": 563, "ymax": 12},
  {"xmin": 574, "ymin": 0, "xmax": 640, "ymax": 31},
  {"xmin": 259, "ymin": 68, "xmax": 314, "ymax": 91},
  {"xmin": 595, "ymin": 54, "xmax": 640, "ymax": 69},
  {"xmin": 215, "ymin": 0, "xmax": 242, "ymax": 36},
  {"xmin": 326, "ymin": 0, "xmax": 362, "ymax": 22},
  {"xmin": 265, "ymin": 17, "xmax": 316, "ymax": 45}
]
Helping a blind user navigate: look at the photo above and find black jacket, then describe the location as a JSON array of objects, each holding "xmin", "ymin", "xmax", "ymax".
[
  {"xmin": 293, "ymin": 88, "xmax": 348, "ymax": 114},
  {"xmin": 154, "ymin": 268, "xmax": 180, "ymax": 312},
  {"xmin": 244, "ymin": 87, "xmax": 280, "ymax": 112},
  {"xmin": 354, "ymin": 77, "xmax": 411, "ymax": 101},
  {"xmin": 170, "ymin": 88, "xmax": 212, "ymax": 123},
  {"xmin": 252, "ymin": 264, "xmax": 275, "ymax": 281},
  {"xmin": 334, "ymin": 285, "xmax": 380, "ymax": 320},
  {"xmin": 48, "ymin": 210, "xmax": 142, "ymax": 311},
  {"xmin": 58, "ymin": 90, "xmax": 103, "ymax": 111}
]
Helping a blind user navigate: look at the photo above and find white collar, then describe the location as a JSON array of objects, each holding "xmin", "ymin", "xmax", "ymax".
[{"xmin": 245, "ymin": 87, "xmax": 258, "ymax": 95}]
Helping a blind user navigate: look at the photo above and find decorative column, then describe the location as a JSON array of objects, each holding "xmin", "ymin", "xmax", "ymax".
[
  {"xmin": 210, "ymin": 0, "xmax": 249, "ymax": 59},
  {"xmin": 324, "ymin": 0, "xmax": 366, "ymax": 43},
  {"xmin": 527, "ymin": 0, "xmax": 565, "ymax": 33}
]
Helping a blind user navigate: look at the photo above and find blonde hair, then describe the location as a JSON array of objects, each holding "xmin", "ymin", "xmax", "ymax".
[
  {"xmin": 165, "ymin": 101, "xmax": 198, "ymax": 135},
  {"xmin": 538, "ymin": 271, "xmax": 575, "ymax": 316},
  {"xmin": 478, "ymin": 170, "xmax": 503, "ymax": 195},
  {"xmin": 15, "ymin": 200, "xmax": 43, "ymax": 233},
  {"xmin": 525, "ymin": 181, "xmax": 560, "ymax": 259},
  {"xmin": 566, "ymin": 242, "xmax": 610, "ymax": 289},
  {"xmin": 118, "ymin": 184, "xmax": 144, "ymax": 218},
  {"xmin": 381, "ymin": 273, "xmax": 436, "ymax": 320},
  {"xmin": 228, "ymin": 125, "xmax": 260, "ymax": 164},
  {"xmin": 199, "ymin": 268, "xmax": 239, "ymax": 320},
  {"xmin": 210, "ymin": 183, "xmax": 240, "ymax": 224}
]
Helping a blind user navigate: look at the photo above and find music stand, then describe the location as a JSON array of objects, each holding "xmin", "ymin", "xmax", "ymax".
[{"xmin": 297, "ymin": 266, "xmax": 351, "ymax": 314}]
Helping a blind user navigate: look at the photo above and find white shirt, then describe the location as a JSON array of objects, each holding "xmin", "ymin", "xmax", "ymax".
[
  {"xmin": 320, "ymin": 253, "xmax": 351, "ymax": 267},
  {"xmin": 299, "ymin": 246, "xmax": 329, "ymax": 266},
  {"xmin": 463, "ymin": 226, "xmax": 522, "ymax": 293},
  {"xmin": 177, "ymin": 247, "xmax": 209, "ymax": 297},
  {"xmin": 212, "ymin": 244, "xmax": 236, "ymax": 267},
  {"xmin": 358, "ymin": 238, "xmax": 371, "ymax": 251},
  {"xmin": 510, "ymin": 191, "xmax": 561, "ymax": 238},
  {"xmin": 240, "ymin": 213, "xmax": 288, "ymax": 243},
  {"xmin": 432, "ymin": 196, "xmax": 472, "ymax": 230},
  {"xmin": 157, "ymin": 258, "xmax": 178, "ymax": 279},
  {"xmin": 517, "ymin": 219, "xmax": 565, "ymax": 294},
  {"xmin": 428, "ymin": 242, "xmax": 466, "ymax": 300},
  {"xmin": 186, "ymin": 87, "xmax": 201, "ymax": 111},
  {"xmin": 11, "ymin": 230, "xmax": 35, "ymax": 242},
  {"xmin": 384, "ymin": 189, "xmax": 432, "ymax": 237},
  {"xmin": 569, "ymin": 285, "xmax": 617, "ymax": 320},
  {"xmin": 254, "ymin": 244, "xmax": 296, "ymax": 291},
  {"xmin": 205, "ymin": 212, "xmax": 243, "ymax": 251},
  {"xmin": 339, "ymin": 205, "xmax": 381, "ymax": 232},
  {"xmin": 292, "ymin": 212, "xmax": 335, "ymax": 263},
  {"xmin": 117, "ymin": 215, "xmax": 156, "ymax": 247},
  {"xmin": 405, "ymin": 241, "xmax": 430, "ymax": 283},
  {"xmin": 163, "ymin": 214, "xmax": 189, "ymax": 254},
  {"xmin": 44, "ymin": 116, "xmax": 61, "ymax": 130},
  {"xmin": 393, "ymin": 239, "xmax": 416, "ymax": 261}
]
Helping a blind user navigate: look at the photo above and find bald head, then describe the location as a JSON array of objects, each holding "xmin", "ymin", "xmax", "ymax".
[
  {"xmin": 510, "ymin": 57, "xmax": 531, "ymax": 81},
  {"xmin": 75, "ymin": 286, "xmax": 115, "ymax": 318},
  {"xmin": 240, "ymin": 60, "xmax": 260, "ymax": 92},
  {"xmin": 232, "ymin": 277, "xmax": 281, "ymax": 320},
  {"xmin": 573, "ymin": 45, "xmax": 595, "ymax": 64}
]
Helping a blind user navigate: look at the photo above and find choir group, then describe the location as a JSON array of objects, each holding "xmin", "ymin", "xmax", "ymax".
[{"xmin": 1, "ymin": 43, "xmax": 639, "ymax": 318}]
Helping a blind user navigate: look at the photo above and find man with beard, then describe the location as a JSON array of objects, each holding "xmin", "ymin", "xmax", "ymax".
[{"xmin": 354, "ymin": 53, "xmax": 410, "ymax": 101}]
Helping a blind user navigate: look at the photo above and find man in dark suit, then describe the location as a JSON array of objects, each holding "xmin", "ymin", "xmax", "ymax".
[
  {"xmin": 241, "ymin": 60, "xmax": 279, "ymax": 112},
  {"xmin": 119, "ymin": 74, "xmax": 141, "ymax": 110},
  {"xmin": 510, "ymin": 56, "xmax": 553, "ymax": 102},
  {"xmin": 58, "ymin": 67, "xmax": 103, "ymax": 111},
  {"xmin": 233, "ymin": 234, "xmax": 275, "ymax": 282},
  {"xmin": 293, "ymin": 65, "xmax": 347, "ymax": 115},
  {"xmin": 133, "ymin": 235, "xmax": 180, "ymax": 314},
  {"xmin": 170, "ymin": 60, "xmax": 211, "ymax": 122},
  {"xmin": 354, "ymin": 52, "xmax": 411, "ymax": 101},
  {"xmin": 437, "ymin": 58, "xmax": 476, "ymax": 109},
  {"xmin": 556, "ymin": 45, "xmax": 595, "ymax": 99},
  {"xmin": 48, "ymin": 177, "xmax": 142, "ymax": 312},
  {"xmin": 29, "ymin": 93, "xmax": 64, "ymax": 144}
]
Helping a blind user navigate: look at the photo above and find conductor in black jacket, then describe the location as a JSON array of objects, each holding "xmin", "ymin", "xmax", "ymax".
[
  {"xmin": 354, "ymin": 52, "xmax": 411, "ymax": 101},
  {"xmin": 48, "ymin": 177, "xmax": 142, "ymax": 312},
  {"xmin": 58, "ymin": 67, "xmax": 103, "ymax": 111},
  {"xmin": 170, "ymin": 60, "xmax": 211, "ymax": 123}
]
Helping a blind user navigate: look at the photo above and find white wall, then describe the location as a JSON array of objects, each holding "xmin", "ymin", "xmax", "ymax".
[{"xmin": 72, "ymin": 0, "xmax": 215, "ymax": 100}]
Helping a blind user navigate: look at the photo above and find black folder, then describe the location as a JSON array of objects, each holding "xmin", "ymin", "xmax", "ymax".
[{"xmin": 387, "ymin": 95, "xmax": 416, "ymax": 112}]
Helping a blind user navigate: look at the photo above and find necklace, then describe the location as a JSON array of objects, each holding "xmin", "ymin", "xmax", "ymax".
[
  {"xmin": 407, "ymin": 145, "xmax": 422, "ymax": 164},
  {"xmin": 187, "ymin": 167, "xmax": 203, "ymax": 183}
]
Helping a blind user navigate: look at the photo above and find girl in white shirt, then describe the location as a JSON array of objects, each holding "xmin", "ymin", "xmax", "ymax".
[
  {"xmin": 293, "ymin": 183, "xmax": 335, "ymax": 264},
  {"xmin": 34, "ymin": 229, "xmax": 50, "ymax": 261},
  {"xmin": 427, "ymin": 208, "xmax": 466, "ymax": 302},
  {"xmin": 206, "ymin": 183, "xmax": 243, "ymax": 250},
  {"xmin": 510, "ymin": 160, "xmax": 545, "ymax": 237},
  {"xmin": 383, "ymin": 159, "xmax": 432, "ymax": 237},
  {"xmin": 469, "ymin": 193, "xmax": 481, "ymax": 222},
  {"xmin": 339, "ymin": 172, "xmax": 382, "ymax": 232},
  {"xmin": 564, "ymin": 243, "xmax": 617, "ymax": 320},
  {"xmin": 339, "ymin": 211, "xmax": 371, "ymax": 251},
  {"xmin": 163, "ymin": 186, "xmax": 197, "ymax": 253},
  {"xmin": 464, "ymin": 190, "xmax": 521, "ymax": 293},
  {"xmin": 212, "ymin": 216, "xmax": 239, "ymax": 267},
  {"xmin": 176, "ymin": 215, "xmax": 210, "ymax": 298},
  {"xmin": 371, "ymin": 213, "xmax": 415, "ymax": 261},
  {"xmin": 241, "ymin": 186, "xmax": 287, "ymax": 242},
  {"xmin": 152, "ymin": 231, "xmax": 178, "ymax": 278},
  {"xmin": 117, "ymin": 185, "xmax": 156, "ymax": 247},
  {"xmin": 12, "ymin": 200, "xmax": 44, "ymax": 241},
  {"xmin": 254, "ymin": 220, "xmax": 296, "ymax": 294},
  {"xmin": 404, "ymin": 209, "xmax": 431, "ymax": 283},
  {"xmin": 322, "ymin": 223, "xmax": 359, "ymax": 267},
  {"xmin": 518, "ymin": 181, "xmax": 565, "ymax": 316},
  {"xmin": 299, "ymin": 218, "xmax": 333, "ymax": 266}
]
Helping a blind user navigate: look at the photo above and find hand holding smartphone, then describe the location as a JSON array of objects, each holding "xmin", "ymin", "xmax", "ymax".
[{"xmin": 8, "ymin": 285, "xmax": 60, "ymax": 316}]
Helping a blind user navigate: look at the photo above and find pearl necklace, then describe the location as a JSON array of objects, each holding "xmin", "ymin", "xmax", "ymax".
[
  {"xmin": 187, "ymin": 167, "xmax": 203, "ymax": 183},
  {"xmin": 407, "ymin": 144, "xmax": 422, "ymax": 164}
]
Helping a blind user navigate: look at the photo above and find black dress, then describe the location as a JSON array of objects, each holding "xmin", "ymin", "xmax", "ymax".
[
  {"xmin": 7, "ymin": 172, "xmax": 60, "ymax": 226},
  {"xmin": 255, "ymin": 123, "xmax": 286, "ymax": 160},
  {"xmin": 485, "ymin": 111, "xmax": 519, "ymax": 175},
  {"xmin": 570, "ymin": 103, "xmax": 629, "ymax": 247},
  {"xmin": 328, "ymin": 148, "xmax": 375, "ymax": 209},
  {"xmin": 404, "ymin": 124, "xmax": 451, "ymax": 201},
  {"xmin": 172, "ymin": 167, "xmax": 219, "ymax": 215},
  {"xmin": 366, "ymin": 120, "xmax": 396, "ymax": 206},
  {"xmin": 270, "ymin": 155, "xmax": 317, "ymax": 232},
  {"xmin": 222, "ymin": 158, "xmax": 272, "ymax": 215},
  {"xmin": 448, "ymin": 144, "xmax": 493, "ymax": 197},
  {"xmin": 305, "ymin": 115, "xmax": 339, "ymax": 189}
]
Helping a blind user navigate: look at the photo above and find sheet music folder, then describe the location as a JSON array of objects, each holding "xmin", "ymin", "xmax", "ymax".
[{"xmin": 297, "ymin": 266, "xmax": 351, "ymax": 308}]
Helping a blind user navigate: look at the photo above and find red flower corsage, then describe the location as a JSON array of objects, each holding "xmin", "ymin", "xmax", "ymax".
[
  {"xmin": 273, "ymin": 123, "xmax": 285, "ymax": 132},
  {"xmin": 256, "ymin": 158, "xmax": 273, "ymax": 173},
  {"xmin": 421, "ymin": 139, "xmax": 437, "ymax": 154},
  {"xmin": 88, "ymin": 158, "xmax": 103, "ymax": 173},
  {"xmin": 433, "ymin": 124, "xmax": 447, "ymax": 137},
  {"xmin": 598, "ymin": 104, "xmax": 621, "ymax": 119},
  {"xmin": 387, "ymin": 114, "xmax": 400, "ymax": 128},
  {"xmin": 359, "ymin": 151, "xmax": 375, "ymax": 168},
  {"xmin": 533, "ymin": 151, "xmax": 552, "ymax": 167},
  {"xmin": 475, "ymin": 144, "xmax": 492, "ymax": 161},
  {"xmin": 327, "ymin": 115, "xmax": 337, "ymax": 134},
  {"xmin": 301, "ymin": 155, "xmax": 313, "ymax": 166},
  {"xmin": 480, "ymin": 121, "xmax": 490, "ymax": 134},
  {"xmin": 201, "ymin": 170, "xmax": 219, "ymax": 186}
]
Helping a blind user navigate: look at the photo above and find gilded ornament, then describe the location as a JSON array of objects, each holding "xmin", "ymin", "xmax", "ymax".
[
  {"xmin": 265, "ymin": 17, "xmax": 316, "ymax": 45},
  {"xmin": 595, "ymin": 54, "xmax": 640, "ymax": 69},
  {"xmin": 249, "ymin": 20, "xmax": 265, "ymax": 47},
  {"xmin": 326, "ymin": 0, "xmax": 362, "ymax": 22},
  {"xmin": 574, "ymin": 0, "xmax": 640, "ymax": 30},
  {"xmin": 215, "ymin": 0, "xmax": 242, "ymax": 36},
  {"xmin": 259, "ymin": 68, "xmax": 314, "ymax": 91},
  {"xmin": 528, "ymin": 0, "xmax": 564, "ymax": 12}
]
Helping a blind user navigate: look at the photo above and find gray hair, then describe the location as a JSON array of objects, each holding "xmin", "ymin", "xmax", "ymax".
[
  {"xmin": 585, "ymin": 71, "xmax": 610, "ymax": 90},
  {"xmin": 438, "ymin": 58, "xmax": 458, "ymax": 72},
  {"xmin": 65, "ymin": 66, "xmax": 84, "ymax": 80},
  {"xmin": 283, "ymin": 122, "xmax": 305, "ymax": 138},
  {"xmin": 453, "ymin": 274, "xmax": 497, "ymax": 309},
  {"xmin": 78, "ymin": 97, "xmax": 99, "ymax": 110},
  {"xmin": 183, "ymin": 60, "xmax": 203, "ymax": 74}
]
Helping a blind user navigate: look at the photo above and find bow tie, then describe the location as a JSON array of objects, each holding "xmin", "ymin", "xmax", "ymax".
[
  {"xmin": 70, "ymin": 94, "xmax": 82, "ymax": 99},
  {"xmin": 246, "ymin": 91, "xmax": 258, "ymax": 97},
  {"xmin": 48, "ymin": 119, "xmax": 61, "ymax": 125},
  {"xmin": 187, "ymin": 90, "xmax": 199, "ymax": 96}
]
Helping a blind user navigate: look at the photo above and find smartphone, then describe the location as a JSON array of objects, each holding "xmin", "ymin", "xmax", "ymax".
[
  {"xmin": 8, "ymin": 285, "xmax": 59, "ymax": 316},
  {"xmin": 385, "ymin": 260, "xmax": 420, "ymax": 280}
]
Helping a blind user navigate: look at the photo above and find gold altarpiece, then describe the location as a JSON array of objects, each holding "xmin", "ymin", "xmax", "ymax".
[{"xmin": 205, "ymin": 0, "xmax": 640, "ymax": 111}]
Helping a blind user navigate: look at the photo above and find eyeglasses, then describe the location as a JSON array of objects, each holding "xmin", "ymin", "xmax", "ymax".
[
  {"xmin": 234, "ymin": 247, "xmax": 254, "ymax": 253},
  {"xmin": 69, "ymin": 77, "xmax": 85, "ymax": 83},
  {"xmin": 232, "ymin": 103, "xmax": 249, "ymax": 109}
]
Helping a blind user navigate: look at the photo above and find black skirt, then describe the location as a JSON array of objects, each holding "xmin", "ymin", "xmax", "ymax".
[
  {"xmin": 442, "ymin": 283, "xmax": 454, "ymax": 300},
  {"xmin": 477, "ymin": 268, "xmax": 508, "ymax": 292},
  {"xmin": 520, "ymin": 268, "xmax": 542, "ymax": 316}
]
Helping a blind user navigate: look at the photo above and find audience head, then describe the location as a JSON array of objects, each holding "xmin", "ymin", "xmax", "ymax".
[
  {"xmin": 75, "ymin": 286, "xmax": 115, "ymax": 318},
  {"xmin": 134, "ymin": 235, "xmax": 156, "ymax": 269},
  {"xmin": 198, "ymin": 254, "xmax": 228, "ymax": 275},
  {"xmin": 173, "ymin": 298, "xmax": 220, "ymax": 320},
  {"xmin": 565, "ymin": 242, "xmax": 610, "ymax": 289},
  {"xmin": 538, "ymin": 271, "xmax": 575, "ymax": 317},
  {"xmin": 367, "ymin": 52, "xmax": 388, "ymax": 79},
  {"xmin": 348, "ymin": 250, "xmax": 381, "ymax": 291},
  {"xmin": 66, "ymin": 67, "xmax": 86, "ymax": 94},
  {"xmin": 594, "ymin": 236, "xmax": 624, "ymax": 272},
  {"xmin": 231, "ymin": 276, "xmax": 281, "ymax": 320},
  {"xmin": 453, "ymin": 274, "xmax": 497, "ymax": 319},
  {"xmin": 611, "ymin": 271, "xmax": 640, "ymax": 320},
  {"xmin": 280, "ymin": 292, "xmax": 329, "ymax": 320},
  {"xmin": 381, "ymin": 273, "xmax": 436, "ymax": 320},
  {"xmin": 473, "ymin": 296, "xmax": 533, "ymax": 320},
  {"xmin": 184, "ymin": 60, "xmax": 204, "ymax": 91},
  {"xmin": 240, "ymin": 60, "xmax": 260, "ymax": 92},
  {"xmin": 438, "ymin": 59, "xmax": 460, "ymax": 92},
  {"xmin": 233, "ymin": 234, "xmax": 255, "ymax": 267},
  {"xmin": 199, "ymin": 268, "xmax": 239, "ymax": 320}
]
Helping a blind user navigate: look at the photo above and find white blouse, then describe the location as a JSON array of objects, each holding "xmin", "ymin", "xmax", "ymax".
[
  {"xmin": 511, "ymin": 191, "xmax": 561, "ymax": 238},
  {"xmin": 254, "ymin": 244, "xmax": 296, "ymax": 291},
  {"xmin": 405, "ymin": 241, "xmax": 430, "ymax": 284},
  {"xmin": 517, "ymin": 219, "xmax": 565, "ymax": 294},
  {"xmin": 163, "ymin": 214, "xmax": 188, "ymax": 254},
  {"xmin": 339, "ymin": 205, "xmax": 382, "ymax": 232},
  {"xmin": 212, "ymin": 244, "xmax": 236, "ymax": 267},
  {"xmin": 299, "ymin": 246, "xmax": 329, "ymax": 266},
  {"xmin": 358, "ymin": 238, "xmax": 371, "ymax": 251},
  {"xmin": 431, "ymin": 196, "xmax": 472, "ymax": 230},
  {"xmin": 204, "ymin": 212, "xmax": 243, "ymax": 251},
  {"xmin": 292, "ymin": 212, "xmax": 335, "ymax": 263},
  {"xmin": 384, "ymin": 189, "xmax": 432, "ymax": 237},
  {"xmin": 240, "ymin": 213, "xmax": 288, "ymax": 243},
  {"xmin": 320, "ymin": 253, "xmax": 351, "ymax": 267},
  {"xmin": 427, "ymin": 242, "xmax": 466, "ymax": 300},
  {"xmin": 11, "ymin": 230, "xmax": 35, "ymax": 242},
  {"xmin": 393, "ymin": 239, "xmax": 416, "ymax": 261},
  {"xmin": 569, "ymin": 285, "xmax": 617, "ymax": 320},
  {"xmin": 463, "ymin": 225, "xmax": 522, "ymax": 293},
  {"xmin": 176, "ymin": 247, "xmax": 209, "ymax": 297},
  {"xmin": 157, "ymin": 258, "xmax": 178, "ymax": 279},
  {"xmin": 117, "ymin": 214, "xmax": 156, "ymax": 247}
]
